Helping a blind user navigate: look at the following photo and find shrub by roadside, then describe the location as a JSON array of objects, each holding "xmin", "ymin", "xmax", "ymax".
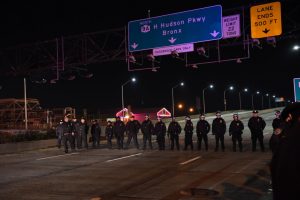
[{"xmin": 0, "ymin": 129, "xmax": 56, "ymax": 144}]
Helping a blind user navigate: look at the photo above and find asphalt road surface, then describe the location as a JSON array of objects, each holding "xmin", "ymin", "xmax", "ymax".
[{"xmin": 0, "ymin": 109, "xmax": 279, "ymax": 200}]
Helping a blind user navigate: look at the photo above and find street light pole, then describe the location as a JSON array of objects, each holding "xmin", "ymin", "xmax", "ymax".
[
  {"xmin": 224, "ymin": 86, "xmax": 234, "ymax": 111},
  {"xmin": 251, "ymin": 94, "xmax": 254, "ymax": 110},
  {"xmin": 261, "ymin": 95, "xmax": 264, "ymax": 110},
  {"xmin": 239, "ymin": 92, "xmax": 242, "ymax": 110},
  {"xmin": 172, "ymin": 87, "xmax": 175, "ymax": 117},
  {"xmin": 202, "ymin": 84, "xmax": 213, "ymax": 114},
  {"xmin": 24, "ymin": 78, "xmax": 28, "ymax": 130},
  {"xmin": 171, "ymin": 82, "xmax": 184, "ymax": 117},
  {"xmin": 121, "ymin": 78, "xmax": 136, "ymax": 111},
  {"xmin": 224, "ymin": 90, "xmax": 227, "ymax": 111}
]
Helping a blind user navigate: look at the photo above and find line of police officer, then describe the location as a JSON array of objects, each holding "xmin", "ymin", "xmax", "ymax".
[{"xmin": 56, "ymin": 110, "xmax": 270, "ymax": 153}]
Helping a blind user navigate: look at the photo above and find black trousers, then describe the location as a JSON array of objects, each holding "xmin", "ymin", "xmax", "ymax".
[
  {"xmin": 82, "ymin": 133, "xmax": 88, "ymax": 149},
  {"xmin": 107, "ymin": 134, "xmax": 113, "ymax": 148},
  {"xmin": 215, "ymin": 134, "xmax": 225, "ymax": 151},
  {"xmin": 92, "ymin": 133, "xmax": 100, "ymax": 148},
  {"xmin": 170, "ymin": 134, "xmax": 180, "ymax": 150},
  {"xmin": 126, "ymin": 133, "xmax": 139, "ymax": 149},
  {"xmin": 184, "ymin": 133, "xmax": 193, "ymax": 150},
  {"xmin": 232, "ymin": 134, "xmax": 243, "ymax": 152},
  {"xmin": 143, "ymin": 133, "xmax": 152, "ymax": 149},
  {"xmin": 75, "ymin": 133, "xmax": 82, "ymax": 149},
  {"xmin": 62, "ymin": 134, "xmax": 74, "ymax": 152},
  {"xmin": 116, "ymin": 133, "xmax": 124, "ymax": 149},
  {"xmin": 251, "ymin": 132, "xmax": 264, "ymax": 152},
  {"xmin": 157, "ymin": 134, "xmax": 165, "ymax": 150},
  {"xmin": 57, "ymin": 134, "xmax": 62, "ymax": 148},
  {"xmin": 197, "ymin": 134, "xmax": 208, "ymax": 151}
]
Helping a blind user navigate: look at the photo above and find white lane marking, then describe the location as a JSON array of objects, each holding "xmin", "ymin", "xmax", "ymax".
[
  {"xmin": 208, "ymin": 159, "xmax": 259, "ymax": 189},
  {"xmin": 180, "ymin": 156, "xmax": 202, "ymax": 165},
  {"xmin": 36, "ymin": 152, "xmax": 79, "ymax": 161},
  {"xmin": 105, "ymin": 153, "xmax": 142, "ymax": 163}
]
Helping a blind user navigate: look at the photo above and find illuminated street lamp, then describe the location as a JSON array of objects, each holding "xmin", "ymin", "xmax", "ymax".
[
  {"xmin": 266, "ymin": 93, "xmax": 271, "ymax": 108},
  {"xmin": 189, "ymin": 107, "xmax": 194, "ymax": 113},
  {"xmin": 293, "ymin": 45, "xmax": 300, "ymax": 51},
  {"xmin": 251, "ymin": 91, "xmax": 260, "ymax": 110},
  {"xmin": 121, "ymin": 77, "xmax": 136, "ymax": 111},
  {"xmin": 178, "ymin": 103, "xmax": 183, "ymax": 109},
  {"xmin": 224, "ymin": 86, "xmax": 234, "ymax": 111},
  {"xmin": 172, "ymin": 82, "xmax": 184, "ymax": 117},
  {"xmin": 238, "ymin": 88, "xmax": 248, "ymax": 110},
  {"xmin": 202, "ymin": 84, "xmax": 214, "ymax": 114}
]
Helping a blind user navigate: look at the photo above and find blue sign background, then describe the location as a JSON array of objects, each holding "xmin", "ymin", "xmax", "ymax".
[
  {"xmin": 294, "ymin": 78, "xmax": 300, "ymax": 102},
  {"xmin": 128, "ymin": 5, "xmax": 222, "ymax": 52}
]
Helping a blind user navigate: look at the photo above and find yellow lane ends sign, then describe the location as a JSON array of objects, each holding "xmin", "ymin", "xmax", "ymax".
[{"xmin": 250, "ymin": 2, "xmax": 282, "ymax": 38}]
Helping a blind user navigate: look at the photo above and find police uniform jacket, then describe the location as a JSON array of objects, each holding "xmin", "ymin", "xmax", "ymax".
[
  {"xmin": 141, "ymin": 119, "xmax": 154, "ymax": 135},
  {"xmin": 167, "ymin": 121, "xmax": 182, "ymax": 135},
  {"xmin": 212, "ymin": 118, "xmax": 226, "ymax": 135},
  {"xmin": 248, "ymin": 117, "xmax": 266, "ymax": 133},
  {"xmin": 154, "ymin": 121, "xmax": 166, "ymax": 136},
  {"xmin": 196, "ymin": 120, "xmax": 210, "ymax": 135},
  {"xmin": 229, "ymin": 120, "xmax": 244, "ymax": 136}
]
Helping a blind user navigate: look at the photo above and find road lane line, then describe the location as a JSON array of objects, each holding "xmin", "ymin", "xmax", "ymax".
[
  {"xmin": 208, "ymin": 159, "xmax": 259, "ymax": 189},
  {"xmin": 105, "ymin": 153, "xmax": 142, "ymax": 163},
  {"xmin": 36, "ymin": 152, "xmax": 79, "ymax": 161},
  {"xmin": 180, "ymin": 156, "xmax": 202, "ymax": 165}
]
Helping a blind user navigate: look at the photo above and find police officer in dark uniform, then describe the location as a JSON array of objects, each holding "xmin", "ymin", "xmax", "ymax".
[
  {"xmin": 56, "ymin": 120, "xmax": 64, "ymax": 149},
  {"xmin": 91, "ymin": 120, "xmax": 101, "ymax": 148},
  {"xmin": 61, "ymin": 115, "xmax": 74, "ymax": 153},
  {"xmin": 184, "ymin": 116, "xmax": 194, "ymax": 150},
  {"xmin": 196, "ymin": 114, "xmax": 210, "ymax": 151},
  {"xmin": 154, "ymin": 117, "xmax": 166, "ymax": 150},
  {"xmin": 114, "ymin": 116, "xmax": 126, "ymax": 149},
  {"xmin": 229, "ymin": 114, "xmax": 244, "ymax": 152},
  {"xmin": 125, "ymin": 115, "xmax": 141, "ymax": 149},
  {"xmin": 72, "ymin": 118, "xmax": 82, "ymax": 149},
  {"xmin": 271, "ymin": 103, "xmax": 300, "ymax": 200},
  {"xmin": 248, "ymin": 110, "xmax": 266, "ymax": 152},
  {"xmin": 105, "ymin": 120, "xmax": 114, "ymax": 149},
  {"xmin": 212, "ymin": 111, "xmax": 226, "ymax": 152},
  {"xmin": 141, "ymin": 114, "xmax": 154, "ymax": 150},
  {"xmin": 269, "ymin": 110, "xmax": 282, "ymax": 153},
  {"xmin": 78, "ymin": 118, "xmax": 89, "ymax": 149},
  {"xmin": 167, "ymin": 117, "xmax": 182, "ymax": 150}
]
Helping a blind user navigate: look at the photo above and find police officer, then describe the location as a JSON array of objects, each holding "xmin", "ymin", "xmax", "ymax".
[
  {"xmin": 125, "ymin": 115, "xmax": 141, "ymax": 149},
  {"xmin": 229, "ymin": 114, "xmax": 244, "ymax": 152},
  {"xmin": 141, "ymin": 114, "xmax": 154, "ymax": 150},
  {"xmin": 154, "ymin": 117, "xmax": 166, "ymax": 150},
  {"xmin": 184, "ymin": 116, "xmax": 194, "ymax": 150},
  {"xmin": 114, "ymin": 116, "xmax": 126, "ymax": 149},
  {"xmin": 61, "ymin": 115, "xmax": 74, "ymax": 153},
  {"xmin": 212, "ymin": 111, "xmax": 226, "ymax": 152},
  {"xmin": 56, "ymin": 120, "xmax": 64, "ymax": 149},
  {"xmin": 269, "ymin": 110, "xmax": 283, "ymax": 153},
  {"xmin": 167, "ymin": 117, "xmax": 182, "ymax": 150},
  {"xmin": 79, "ymin": 118, "xmax": 89, "ymax": 149},
  {"xmin": 91, "ymin": 120, "xmax": 101, "ymax": 148},
  {"xmin": 196, "ymin": 114, "xmax": 210, "ymax": 151},
  {"xmin": 72, "ymin": 118, "xmax": 82, "ymax": 149},
  {"xmin": 248, "ymin": 110, "xmax": 266, "ymax": 152},
  {"xmin": 271, "ymin": 103, "xmax": 300, "ymax": 200},
  {"xmin": 105, "ymin": 120, "xmax": 114, "ymax": 149}
]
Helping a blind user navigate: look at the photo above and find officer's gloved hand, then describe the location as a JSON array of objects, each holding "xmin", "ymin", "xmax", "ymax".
[{"xmin": 229, "ymin": 132, "xmax": 232, "ymax": 136}]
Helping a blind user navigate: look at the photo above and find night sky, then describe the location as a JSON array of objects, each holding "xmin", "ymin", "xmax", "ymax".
[{"xmin": 0, "ymin": 0, "xmax": 299, "ymax": 116}]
